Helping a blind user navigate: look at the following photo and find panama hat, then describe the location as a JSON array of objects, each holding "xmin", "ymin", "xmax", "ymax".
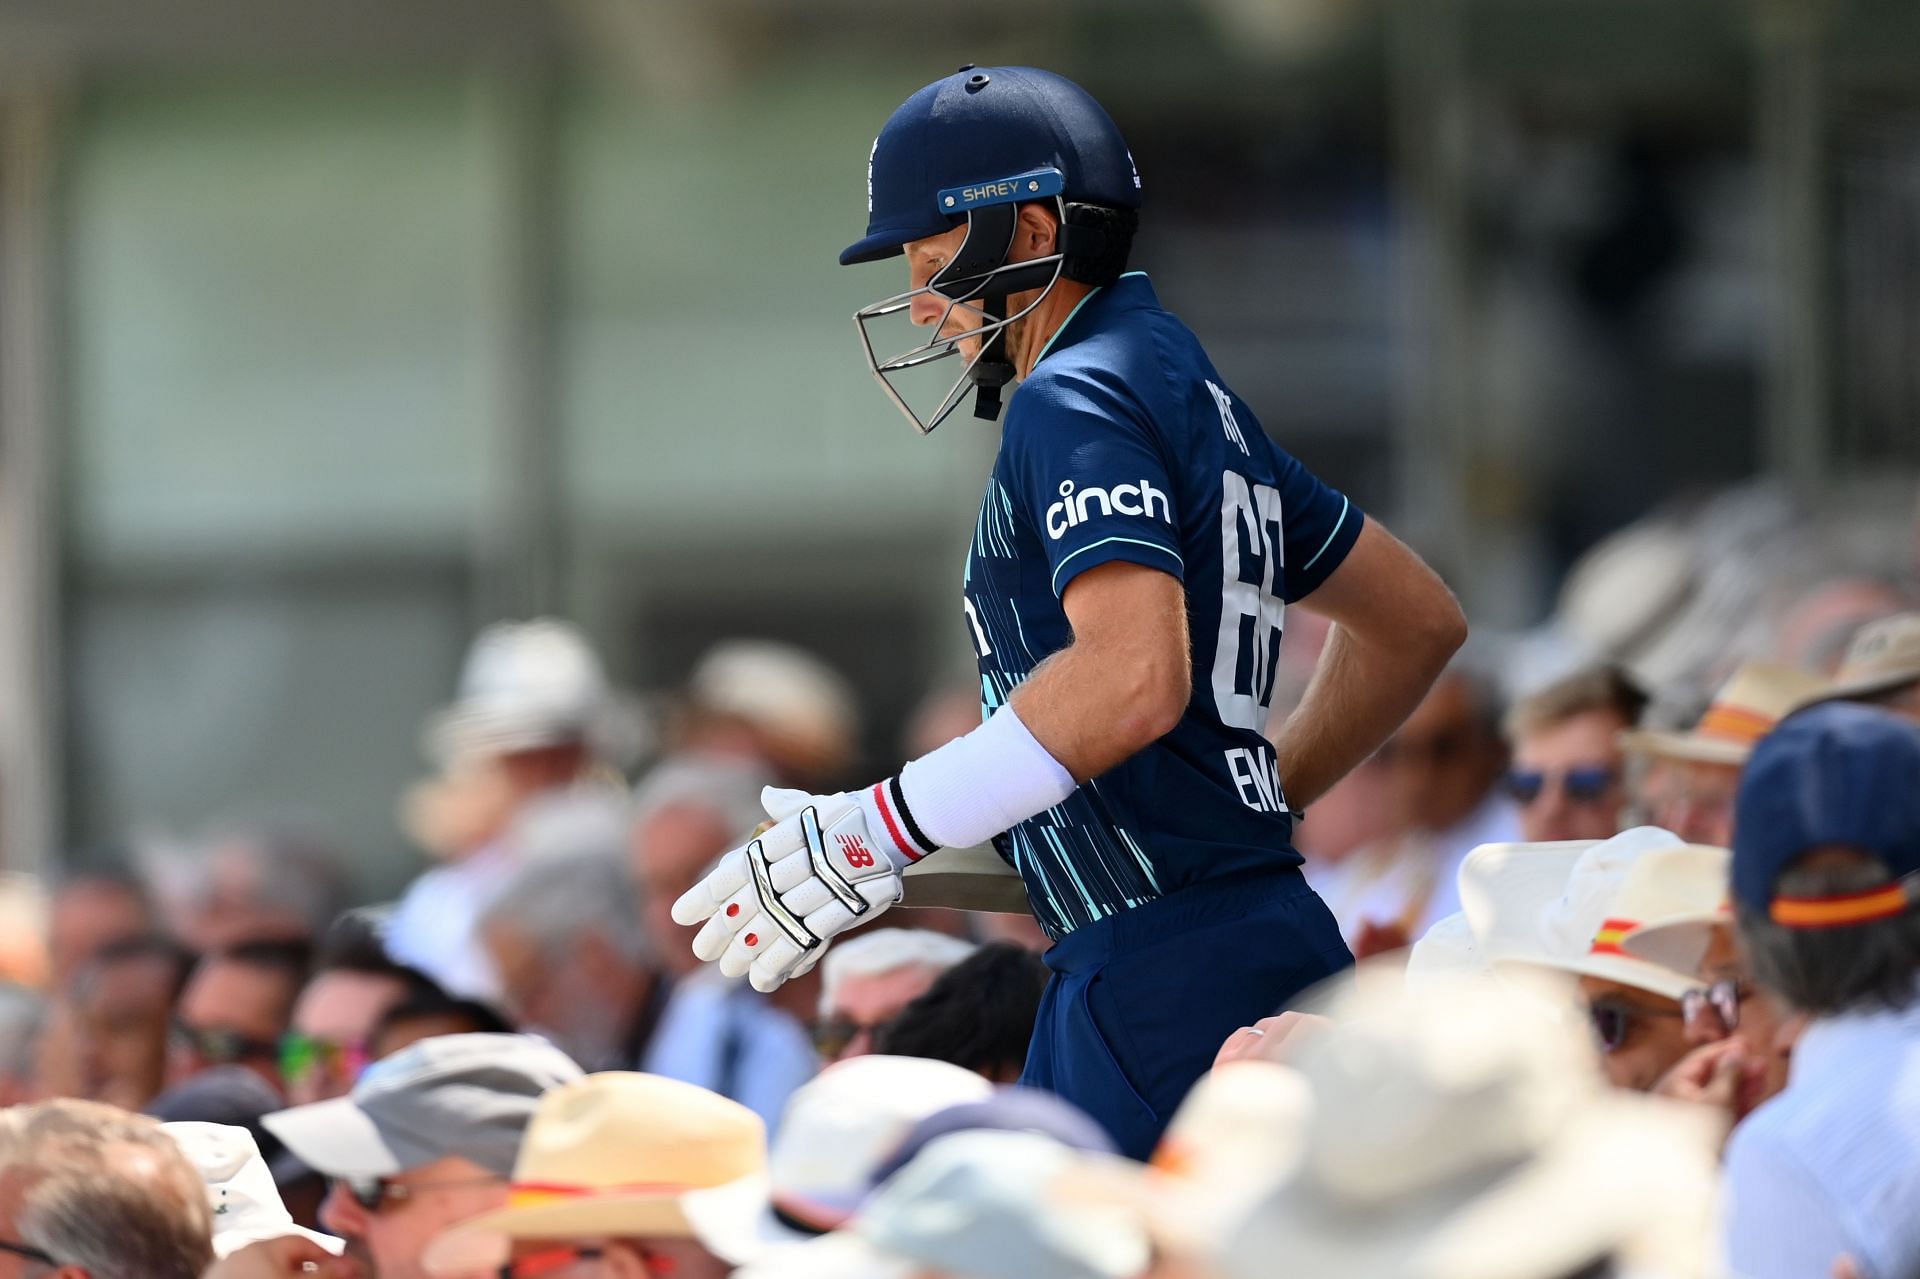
[
  {"xmin": 422, "ymin": 1073, "xmax": 766, "ymax": 1275},
  {"xmin": 688, "ymin": 1055, "xmax": 994, "ymax": 1265},
  {"xmin": 1799, "ymin": 612, "xmax": 1920, "ymax": 709},
  {"xmin": 1219, "ymin": 967, "xmax": 1723, "ymax": 1279},
  {"xmin": 1459, "ymin": 828, "xmax": 1725, "ymax": 1001},
  {"xmin": 1619, "ymin": 662, "xmax": 1826, "ymax": 767},
  {"xmin": 1614, "ymin": 842, "xmax": 1733, "ymax": 978},
  {"xmin": 1405, "ymin": 911, "xmax": 1486, "ymax": 991}
]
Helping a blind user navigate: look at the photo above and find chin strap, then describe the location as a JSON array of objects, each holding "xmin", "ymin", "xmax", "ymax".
[{"xmin": 968, "ymin": 296, "xmax": 1016, "ymax": 420}]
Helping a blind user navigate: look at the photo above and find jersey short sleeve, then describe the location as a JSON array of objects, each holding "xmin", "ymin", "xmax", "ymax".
[
  {"xmin": 1003, "ymin": 368, "xmax": 1185, "ymax": 599},
  {"xmin": 1272, "ymin": 449, "xmax": 1362, "ymax": 603}
]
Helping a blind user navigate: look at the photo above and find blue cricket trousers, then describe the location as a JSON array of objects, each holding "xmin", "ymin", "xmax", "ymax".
[{"xmin": 1019, "ymin": 866, "xmax": 1353, "ymax": 1159}]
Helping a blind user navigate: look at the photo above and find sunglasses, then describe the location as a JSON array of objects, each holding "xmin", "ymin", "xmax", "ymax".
[
  {"xmin": 1504, "ymin": 765, "xmax": 1618, "ymax": 806},
  {"xmin": 280, "ymin": 1032, "xmax": 371, "ymax": 1088},
  {"xmin": 339, "ymin": 1173, "xmax": 505, "ymax": 1214},
  {"xmin": 0, "ymin": 1240, "xmax": 58, "ymax": 1267},
  {"xmin": 810, "ymin": 1014, "xmax": 893, "ymax": 1060},
  {"xmin": 1588, "ymin": 997, "xmax": 1684, "ymax": 1054},
  {"xmin": 171, "ymin": 1020, "xmax": 280, "ymax": 1066},
  {"xmin": 1681, "ymin": 979, "xmax": 1750, "ymax": 1036}
]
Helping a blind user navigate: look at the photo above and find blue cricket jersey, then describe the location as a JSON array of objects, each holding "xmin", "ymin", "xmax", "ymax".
[{"xmin": 962, "ymin": 272, "xmax": 1364, "ymax": 939}]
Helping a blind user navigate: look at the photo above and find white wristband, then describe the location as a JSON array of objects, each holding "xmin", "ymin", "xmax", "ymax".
[{"xmin": 895, "ymin": 703, "xmax": 1079, "ymax": 852}]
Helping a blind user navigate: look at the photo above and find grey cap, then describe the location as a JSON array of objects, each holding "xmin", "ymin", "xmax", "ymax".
[{"xmin": 262, "ymin": 1033, "xmax": 582, "ymax": 1179}]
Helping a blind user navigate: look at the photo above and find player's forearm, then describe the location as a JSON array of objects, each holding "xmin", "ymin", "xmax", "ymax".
[
  {"xmin": 1272, "ymin": 616, "xmax": 1459, "ymax": 808},
  {"xmin": 1010, "ymin": 633, "xmax": 1189, "ymax": 781}
]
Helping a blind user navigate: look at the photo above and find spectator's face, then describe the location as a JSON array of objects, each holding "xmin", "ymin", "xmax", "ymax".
[
  {"xmin": 171, "ymin": 959, "xmax": 297, "ymax": 1091},
  {"xmin": 499, "ymin": 1237, "xmax": 728, "ymax": 1279},
  {"xmin": 822, "ymin": 964, "xmax": 943, "ymax": 1062},
  {"xmin": 633, "ymin": 803, "xmax": 740, "ymax": 978},
  {"xmin": 1639, "ymin": 758, "xmax": 1741, "ymax": 847},
  {"xmin": 76, "ymin": 956, "xmax": 177, "ymax": 1110},
  {"xmin": 1689, "ymin": 926, "xmax": 1793, "ymax": 1118},
  {"xmin": 1381, "ymin": 678, "xmax": 1505, "ymax": 834},
  {"xmin": 49, "ymin": 882, "xmax": 149, "ymax": 990},
  {"xmin": 286, "ymin": 971, "xmax": 408, "ymax": 1105},
  {"xmin": 1578, "ymin": 976, "xmax": 1690, "ymax": 1091},
  {"xmin": 319, "ymin": 1155, "xmax": 507, "ymax": 1279},
  {"xmin": 1509, "ymin": 709, "xmax": 1629, "ymax": 843}
]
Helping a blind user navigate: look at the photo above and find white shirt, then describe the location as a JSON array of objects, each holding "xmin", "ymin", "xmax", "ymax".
[
  {"xmin": 1723, "ymin": 993, "xmax": 1920, "ymax": 1279},
  {"xmin": 1309, "ymin": 791, "xmax": 1522, "ymax": 945},
  {"xmin": 643, "ymin": 970, "xmax": 819, "ymax": 1131}
]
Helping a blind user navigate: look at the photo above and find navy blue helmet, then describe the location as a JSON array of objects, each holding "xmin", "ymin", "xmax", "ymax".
[{"xmin": 845, "ymin": 67, "xmax": 1142, "ymax": 434}]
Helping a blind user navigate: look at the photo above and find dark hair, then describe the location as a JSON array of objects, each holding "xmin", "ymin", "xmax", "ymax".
[
  {"xmin": 217, "ymin": 937, "xmax": 315, "ymax": 984},
  {"xmin": 371, "ymin": 987, "xmax": 514, "ymax": 1048},
  {"xmin": 312, "ymin": 909, "xmax": 439, "ymax": 995},
  {"xmin": 1738, "ymin": 851, "xmax": 1920, "ymax": 1017},
  {"xmin": 873, "ymin": 942, "xmax": 1048, "ymax": 1076}
]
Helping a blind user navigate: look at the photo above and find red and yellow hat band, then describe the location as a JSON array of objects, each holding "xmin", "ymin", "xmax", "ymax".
[
  {"xmin": 506, "ymin": 1179, "xmax": 695, "ymax": 1210},
  {"xmin": 1694, "ymin": 704, "xmax": 1778, "ymax": 745},
  {"xmin": 1589, "ymin": 918, "xmax": 1640, "ymax": 957}
]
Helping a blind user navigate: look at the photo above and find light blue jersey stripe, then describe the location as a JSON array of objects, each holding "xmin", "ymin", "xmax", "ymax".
[
  {"xmin": 1300, "ymin": 496, "xmax": 1351, "ymax": 573},
  {"xmin": 1050, "ymin": 537, "xmax": 1185, "ymax": 597}
]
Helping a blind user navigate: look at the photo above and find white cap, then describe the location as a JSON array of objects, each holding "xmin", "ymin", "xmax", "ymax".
[
  {"xmin": 1405, "ymin": 911, "xmax": 1486, "ymax": 992},
  {"xmin": 741, "ymin": 1131, "xmax": 1149, "ymax": 1279},
  {"xmin": 1458, "ymin": 828, "xmax": 1718, "ymax": 1001},
  {"xmin": 163, "ymin": 1122, "xmax": 344, "ymax": 1260},
  {"xmin": 691, "ymin": 1054, "xmax": 994, "ymax": 1265},
  {"xmin": 426, "ymin": 619, "xmax": 616, "ymax": 764}
]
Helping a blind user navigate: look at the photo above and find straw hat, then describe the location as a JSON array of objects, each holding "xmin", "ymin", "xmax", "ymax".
[
  {"xmin": 1620, "ymin": 896, "xmax": 1732, "ymax": 978},
  {"xmin": 1800, "ymin": 612, "xmax": 1920, "ymax": 708},
  {"xmin": 422, "ymin": 1073, "xmax": 766, "ymax": 1275},
  {"xmin": 1219, "ymin": 967, "xmax": 1723, "ymax": 1279},
  {"xmin": 1459, "ymin": 828, "xmax": 1726, "ymax": 1001},
  {"xmin": 1619, "ymin": 662, "xmax": 1826, "ymax": 766}
]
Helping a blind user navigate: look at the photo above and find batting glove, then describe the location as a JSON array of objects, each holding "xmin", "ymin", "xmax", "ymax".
[{"xmin": 669, "ymin": 782, "xmax": 936, "ymax": 993}]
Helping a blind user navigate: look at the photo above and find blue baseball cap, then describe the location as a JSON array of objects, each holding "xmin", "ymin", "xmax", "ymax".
[
  {"xmin": 841, "ymin": 66, "xmax": 1141, "ymax": 267},
  {"xmin": 1732, "ymin": 701, "xmax": 1920, "ymax": 923},
  {"xmin": 867, "ymin": 1086, "xmax": 1118, "ymax": 1192}
]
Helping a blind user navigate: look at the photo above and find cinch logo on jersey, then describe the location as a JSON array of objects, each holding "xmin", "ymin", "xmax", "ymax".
[{"xmin": 1045, "ymin": 479, "xmax": 1172, "ymax": 540}]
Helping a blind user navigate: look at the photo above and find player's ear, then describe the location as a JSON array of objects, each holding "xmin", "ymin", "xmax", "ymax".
[{"xmin": 1015, "ymin": 201, "xmax": 1060, "ymax": 259}]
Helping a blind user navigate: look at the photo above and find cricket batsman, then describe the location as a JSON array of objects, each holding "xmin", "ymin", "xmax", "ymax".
[{"xmin": 673, "ymin": 65, "xmax": 1466, "ymax": 1156}]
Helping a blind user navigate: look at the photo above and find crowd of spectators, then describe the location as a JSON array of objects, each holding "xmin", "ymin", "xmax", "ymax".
[{"xmin": 0, "ymin": 487, "xmax": 1917, "ymax": 1278}]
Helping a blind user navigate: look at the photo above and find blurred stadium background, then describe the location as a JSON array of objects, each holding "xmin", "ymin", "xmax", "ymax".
[{"xmin": 0, "ymin": 0, "xmax": 1916, "ymax": 894}]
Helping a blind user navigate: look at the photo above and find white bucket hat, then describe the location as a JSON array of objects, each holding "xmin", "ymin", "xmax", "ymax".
[
  {"xmin": 688, "ymin": 1054, "xmax": 994, "ymax": 1265},
  {"xmin": 1219, "ymin": 966, "xmax": 1723, "ymax": 1279},
  {"xmin": 738, "ymin": 1130, "xmax": 1150, "ymax": 1279},
  {"xmin": 1459, "ymin": 828, "xmax": 1725, "ymax": 1001},
  {"xmin": 162, "ymin": 1122, "xmax": 343, "ymax": 1260}
]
